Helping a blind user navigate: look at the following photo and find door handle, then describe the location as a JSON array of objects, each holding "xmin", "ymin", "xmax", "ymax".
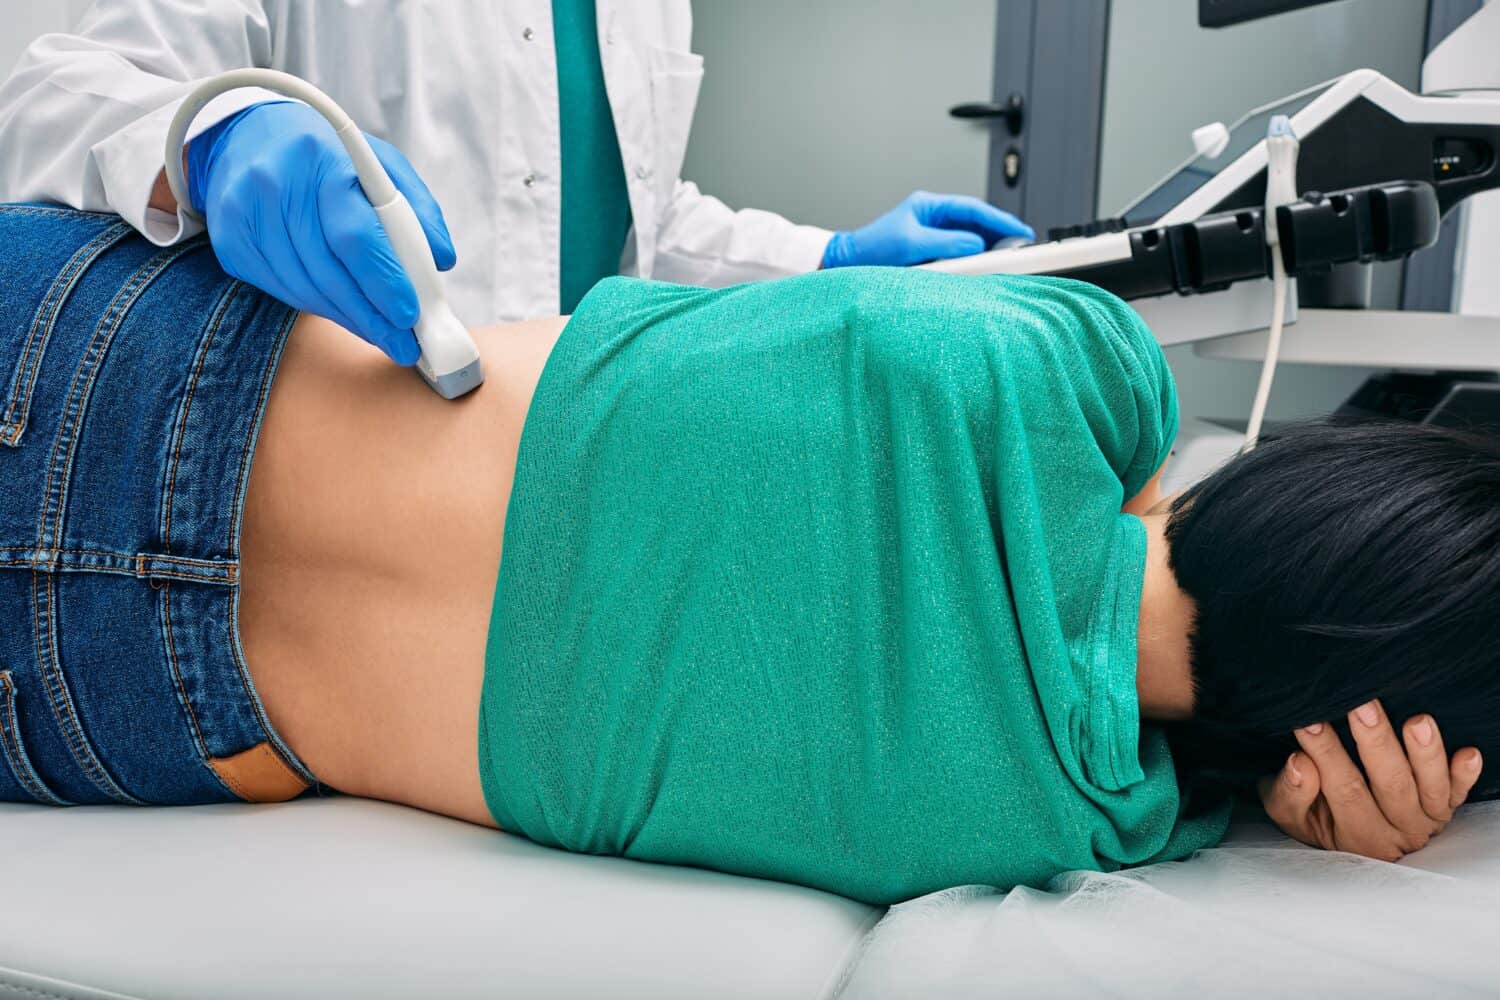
[{"xmin": 948, "ymin": 93, "xmax": 1024, "ymax": 136}]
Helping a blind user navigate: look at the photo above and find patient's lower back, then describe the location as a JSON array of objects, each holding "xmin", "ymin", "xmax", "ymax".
[{"xmin": 239, "ymin": 312, "xmax": 565, "ymax": 825}]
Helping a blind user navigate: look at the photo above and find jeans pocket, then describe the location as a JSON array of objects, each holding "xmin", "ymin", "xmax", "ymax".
[{"xmin": 0, "ymin": 670, "xmax": 72, "ymax": 806}]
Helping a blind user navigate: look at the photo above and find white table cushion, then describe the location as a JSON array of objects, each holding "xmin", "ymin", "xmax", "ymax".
[
  {"xmin": 838, "ymin": 802, "xmax": 1500, "ymax": 998},
  {"xmin": 0, "ymin": 798, "xmax": 880, "ymax": 999}
]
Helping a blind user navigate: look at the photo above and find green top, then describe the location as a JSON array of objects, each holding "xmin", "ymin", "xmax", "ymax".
[
  {"xmin": 553, "ymin": 0, "xmax": 633, "ymax": 314},
  {"xmin": 479, "ymin": 268, "xmax": 1230, "ymax": 905}
]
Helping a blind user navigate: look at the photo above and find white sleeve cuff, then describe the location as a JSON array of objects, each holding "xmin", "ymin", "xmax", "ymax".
[
  {"xmin": 91, "ymin": 85, "xmax": 288, "ymax": 246},
  {"xmin": 651, "ymin": 180, "xmax": 834, "ymax": 287}
]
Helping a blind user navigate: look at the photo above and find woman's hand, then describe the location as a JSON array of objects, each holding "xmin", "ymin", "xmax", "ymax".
[{"xmin": 1259, "ymin": 700, "xmax": 1483, "ymax": 861}]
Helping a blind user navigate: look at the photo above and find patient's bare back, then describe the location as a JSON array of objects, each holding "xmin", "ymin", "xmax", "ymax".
[{"xmin": 239, "ymin": 312, "xmax": 565, "ymax": 825}]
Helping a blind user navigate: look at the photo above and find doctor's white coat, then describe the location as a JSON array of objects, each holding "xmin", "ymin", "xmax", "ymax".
[{"xmin": 0, "ymin": 0, "xmax": 833, "ymax": 322}]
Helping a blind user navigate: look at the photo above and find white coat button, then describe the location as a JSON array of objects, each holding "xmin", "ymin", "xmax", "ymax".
[
  {"xmin": 522, "ymin": 26, "xmax": 534, "ymax": 41},
  {"xmin": 523, "ymin": 173, "xmax": 536, "ymax": 187},
  {"xmin": 634, "ymin": 164, "xmax": 648, "ymax": 179}
]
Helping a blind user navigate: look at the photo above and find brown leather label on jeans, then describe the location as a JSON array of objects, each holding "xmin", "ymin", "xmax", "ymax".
[{"xmin": 209, "ymin": 742, "xmax": 309, "ymax": 802}]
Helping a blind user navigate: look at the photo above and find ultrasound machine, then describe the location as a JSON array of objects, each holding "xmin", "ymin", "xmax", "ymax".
[
  {"xmin": 926, "ymin": 5, "xmax": 1500, "ymax": 473},
  {"xmin": 926, "ymin": 42, "xmax": 1499, "ymax": 340}
]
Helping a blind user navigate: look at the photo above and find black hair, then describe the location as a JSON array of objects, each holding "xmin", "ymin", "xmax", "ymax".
[{"xmin": 1163, "ymin": 419, "xmax": 1500, "ymax": 800}]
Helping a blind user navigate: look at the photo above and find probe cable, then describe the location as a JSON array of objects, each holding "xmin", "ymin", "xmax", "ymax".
[
  {"xmin": 160, "ymin": 69, "xmax": 483, "ymax": 399},
  {"xmin": 1244, "ymin": 114, "xmax": 1300, "ymax": 449}
]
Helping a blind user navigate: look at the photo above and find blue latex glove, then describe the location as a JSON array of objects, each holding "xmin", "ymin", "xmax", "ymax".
[
  {"xmin": 821, "ymin": 190, "xmax": 1033, "ymax": 269},
  {"xmin": 186, "ymin": 101, "xmax": 456, "ymax": 365}
]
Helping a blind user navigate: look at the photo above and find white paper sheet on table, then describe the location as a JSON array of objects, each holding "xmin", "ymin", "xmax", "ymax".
[{"xmin": 836, "ymin": 801, "xmax": 1500, "ymax": 999}]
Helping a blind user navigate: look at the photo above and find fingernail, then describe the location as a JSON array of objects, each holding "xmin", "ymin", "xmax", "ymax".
[
  {"xmin": 1286, "ymin": 753, "xmax": 1302, "ymax": 787},
  {"xmin": 1411, "ymin": 718, "xmax": 1434, "ymax": 746},
  {"xmin": 1470, "ymin": 751, "xmax": 1484, "ymax": 772},
  {"xmin": 1355, "ymin": 702, "xmax": 1380, "ymax": 728},
  {"xmin": 1301, "ymin": 723, "xmax": 1324, "ymax": 736}
]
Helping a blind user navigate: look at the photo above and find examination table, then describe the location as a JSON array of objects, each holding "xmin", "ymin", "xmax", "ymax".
[
  {"xmin": 0, "ymin": 798, "xmax": 878, "ymax": 999},
  {"xmin": 3, "ymin": 797, "xmax": 1498, "ymax": 998}
]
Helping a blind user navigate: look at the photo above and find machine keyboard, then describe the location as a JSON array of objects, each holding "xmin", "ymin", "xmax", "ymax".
[{"xmin": 1045, "ymin": 217, "xmax": 1128, "ymax": 242}]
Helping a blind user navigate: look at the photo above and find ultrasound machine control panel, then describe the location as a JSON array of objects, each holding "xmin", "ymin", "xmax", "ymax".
[{"xmin": 923, "ymin": 69, "xmax": 1500, "ymax": 335}]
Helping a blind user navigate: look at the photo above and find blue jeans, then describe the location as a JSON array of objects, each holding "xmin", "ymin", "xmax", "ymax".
[{"xmin": 0, "ymin": 204, "xmax": 317, "ymax": 805}]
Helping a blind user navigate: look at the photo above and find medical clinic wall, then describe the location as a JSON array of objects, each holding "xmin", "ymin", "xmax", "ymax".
[
  {"xmin": 683, "ymin": 0, "xmax": 998, "ymax": 230},
  {"xmin": 687, "ymin": 0, "xmax": 1430, "ymax": 428}
]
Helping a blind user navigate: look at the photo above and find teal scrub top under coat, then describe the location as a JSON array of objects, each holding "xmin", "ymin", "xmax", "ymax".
[{"xmin": 553, "ymin": 0, "xmax": 633, "ymax": 314}]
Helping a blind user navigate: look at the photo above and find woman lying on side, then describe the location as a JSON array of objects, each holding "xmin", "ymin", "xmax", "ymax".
[{"xmin": 0, "ymin": 205, "xmax": 1488, "ymax": 905}]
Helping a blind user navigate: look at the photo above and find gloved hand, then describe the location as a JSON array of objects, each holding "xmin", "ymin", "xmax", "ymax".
[
  {"xmin": 186, "ymin": 101, "xmax": 456, "ymax": 365},
  {"xmin": 821, "ymin": 190, "xmax": 1033, "ymax": 269}
]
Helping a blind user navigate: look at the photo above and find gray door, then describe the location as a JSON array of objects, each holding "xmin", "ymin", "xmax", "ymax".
[{"xmin": 981, "ymin": 0, "xmax": 1109, "ymax": 238}]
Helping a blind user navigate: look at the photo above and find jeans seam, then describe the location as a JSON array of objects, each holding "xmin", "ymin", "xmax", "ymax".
[
  {"xmin": 225, "ymin": 305, "xmax": 320, "ymax": 787},
  {"xmin": 0, "ymin": 546, "xmax": 229, "ymax": 564},
  {"xmin": 138, "ymin": 567, "xmax": 238, "ymax": 584},
  {"xmin": 0, "ymin": 548, "xmax": 237, "ymax": 584},
  {"xmin": 26, "ymin": 241, "xmax": 197, "ymax": 806},
  {"xmin": 34, "ymin": 241, "xmax": 202, "ymax": 552},
  {"xmin": 29, "ymin": 571, "xmax": 145, "ymax": 804},
  {"xmin": 161, "ymin": 281, "xmax": 242, "ymax": 553},
  {"xmin": 0, "ymin": 205, "xmax": 117, "ymax": 219},
  {"xmin": 152, "ymin": 280, "xmax": 240, "ymax": 800},
  {"xmin": 155, "ymin": 285, "xmax": 313, "ymax": 791},
  {"xmin": 0, "ymin": 671, "xmax": 71, "ymax": 807},
  {"xmin": 1, "ymin": 221, "xmax": 133, "ymax": 446},
  {"xmin": 157, "ymin": 580, "xmax": 227, "ymax": 793},
  {"xmin": 0, "ymin": 562, "xmax": 233, "ymax": 583}
]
